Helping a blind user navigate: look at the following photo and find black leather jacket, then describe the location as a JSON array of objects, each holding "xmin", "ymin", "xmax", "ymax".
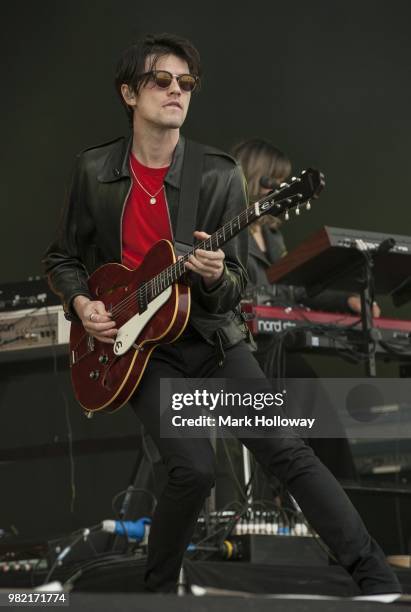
[{"xmin": 43, "ymin": 135, "xmax": 251, "ymax": 347}]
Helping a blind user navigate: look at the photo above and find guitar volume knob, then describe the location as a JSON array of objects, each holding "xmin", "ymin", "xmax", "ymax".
[
  {"xmin": 98, "ymin": 354, "xmax": 109, "ymax": 364},
  {"xmin": 89, "ymin": 370, "xmax": 100, "ymax": 380}
]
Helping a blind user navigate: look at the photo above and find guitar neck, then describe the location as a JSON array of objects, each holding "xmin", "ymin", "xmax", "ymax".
[
  {"xmin": 147, "ymin": 196, "xmax": 279, "ymax": 302},
  {"xmin": 140, "ymin": 168, "xmax": 324, "ymax": 305}
]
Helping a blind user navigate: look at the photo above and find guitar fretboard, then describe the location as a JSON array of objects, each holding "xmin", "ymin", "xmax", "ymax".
[
  {"xmin": 138, "ymin": 191, "xmax": 291, "ymax": 310},
  {"xmin": 130, "ymin": 167, "xmax": 323, "ymax": 314}
]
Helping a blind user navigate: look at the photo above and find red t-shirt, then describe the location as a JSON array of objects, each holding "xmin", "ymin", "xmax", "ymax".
[{"xmin": 122, "ymin": 153, "xmax": 172, "ymax": 269}]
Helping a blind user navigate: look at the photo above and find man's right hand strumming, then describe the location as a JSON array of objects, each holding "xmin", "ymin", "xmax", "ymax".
[{"xmin": 73, "ymin": 295, "xmax": 118, "ymax": 344}]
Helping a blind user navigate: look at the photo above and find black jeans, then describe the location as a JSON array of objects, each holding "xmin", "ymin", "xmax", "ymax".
[{"xmin": 129, "ymin": 330, "xmax": 400, "ymax": 595}]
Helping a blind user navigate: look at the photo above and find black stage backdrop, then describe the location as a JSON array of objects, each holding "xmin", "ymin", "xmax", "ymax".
[
  {"xmin": 1, "ymin": 0, "xmax": 411, "ymax": 321},
  {"xmin": 1, "ymin": 0, "xmax": 411, "ymax": 543}
]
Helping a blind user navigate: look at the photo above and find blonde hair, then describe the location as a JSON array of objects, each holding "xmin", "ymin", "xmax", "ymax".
[{"xmin": 232, "ymin": 138, "xmax": 292, "ymax": 231}]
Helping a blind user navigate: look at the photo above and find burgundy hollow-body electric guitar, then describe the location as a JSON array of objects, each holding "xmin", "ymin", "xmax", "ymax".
[{"xmin": 69, "ymin": 169, "xmax": 324, "ymax": 413}]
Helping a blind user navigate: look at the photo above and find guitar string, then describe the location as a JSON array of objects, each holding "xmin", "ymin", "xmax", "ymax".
[
  {"xmin": 109, "ymin": 194, "xmax": 302, "ymax": 320},
  {"xmin": 70, "ymin": 192, "xmax": 303, "ymax": 358},
  {"xmin": 108, "ymin": 206, "xmax": 254, "ymax": 319},
  {"xmin": 71, "ymin": 218, "xmax": 241, "ymax": 360},
  {"xmin": 69, "ymin": 194, "xmax": 294, "ymax": 357},
  {"xmin": 109, "ymin": 202, "xmax": 265, "ymax": 319},
  {"xmin": 110, "ymin": 231, "xmax": 225, "ymax": 317},
  {"xmin": 108, "ymin": 194, "xmax": 299, "ymax": 321}
]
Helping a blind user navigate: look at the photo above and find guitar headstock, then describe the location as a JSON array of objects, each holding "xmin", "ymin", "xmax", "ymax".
[{"xmin": 258, "ymin": 168, "xmax": 325, "ymax": 220}]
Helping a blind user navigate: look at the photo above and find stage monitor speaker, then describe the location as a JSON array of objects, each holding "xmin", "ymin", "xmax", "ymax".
[
  {"xmin": 344, "ymin": 483, "xmax": 411, "ymax": 555},
  {"xmin": 0, "ymin": 351, "xmax": 149, "ymax": 539}
]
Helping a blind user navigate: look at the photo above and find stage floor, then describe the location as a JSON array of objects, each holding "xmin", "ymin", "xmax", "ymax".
[
  {"xmin": 49, "ymin": 592, "xmax": 411, "ymax": 611},
  {"xmin": 1, "ymin": 555, "xmax": 409, "ymax": 608}
]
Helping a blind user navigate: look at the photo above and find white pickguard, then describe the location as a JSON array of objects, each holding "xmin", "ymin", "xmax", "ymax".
[{"xmin": 113, "ymin": 286, "xmax": 172, "ymax": 356}]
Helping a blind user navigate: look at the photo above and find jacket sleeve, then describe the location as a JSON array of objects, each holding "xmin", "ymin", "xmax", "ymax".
[
  {"xmin": 192, "ymin": 163, "xmax": 249, "ymax": 314},
  {"xmin": 292, "ymin": 286, "xmax": 352, "ymax": 312},
  {"xmin": 42, "ymin": 155, "xmax": 93, "ymax": 319}
]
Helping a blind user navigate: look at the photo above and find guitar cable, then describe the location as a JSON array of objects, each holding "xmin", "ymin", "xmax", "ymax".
[
  {"xmin": 111, "ymin": 487, "xmax": 157, "ymax": 553},
  {"xmin": 44, "ymin": 302, "xmax": 77, "ymax": 513}
]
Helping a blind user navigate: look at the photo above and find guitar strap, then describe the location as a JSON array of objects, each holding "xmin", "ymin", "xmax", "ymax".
[{"xmin": 174, "ymin": 139, "xmax": 205, "ymax": 257}]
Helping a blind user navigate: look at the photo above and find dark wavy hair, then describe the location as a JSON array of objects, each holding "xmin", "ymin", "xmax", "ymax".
[{"xmin": 115, "ymin": 33, "xmax": 202, "ymax": 125}]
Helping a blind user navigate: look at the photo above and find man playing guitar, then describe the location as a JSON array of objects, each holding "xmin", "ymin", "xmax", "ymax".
[{"xmin": 43, "ymin": 33, "xmax": 400, "ymax": 597}]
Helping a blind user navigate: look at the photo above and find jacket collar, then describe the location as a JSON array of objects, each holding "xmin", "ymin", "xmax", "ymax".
[
  {"xmin": 249, "ymin": 225, "xmax": 285, "ymax": 266},
  {"xmin": 249, "ymin": 233, "xmax": 271, "ymax": 266},
  {"xmin": 97, "ymin": 136, "xmax": 132, "ymax": 183},
  {"xmin": 97, "ymin": 133, "xmax": 184, "ymax": 189}
]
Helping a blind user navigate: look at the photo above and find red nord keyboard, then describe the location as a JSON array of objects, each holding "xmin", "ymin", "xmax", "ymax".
[{"xmin": 240, "ymin": 302, "xmax": 411, "ymax": 358}]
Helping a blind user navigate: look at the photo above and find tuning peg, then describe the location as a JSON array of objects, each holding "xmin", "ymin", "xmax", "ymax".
[
  {"xmin": 280, "ymin": 182, "xmax": 289, "ymax": 188},
  {"xmin": 306, "ymin": 201, "xmax": 311, "ymax": 210},
  {"xmin": 284, "ymin": 210, "xmax": 289, "ymax": 221},
  {"xmin": 295, "ymin": 206, "xmax": 300, "ymax": 215}
]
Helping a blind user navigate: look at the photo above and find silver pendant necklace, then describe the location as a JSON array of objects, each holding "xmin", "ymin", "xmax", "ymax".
[{"xmin": 130, "ymin": 162, "xmax": 164, "ymax": 205}]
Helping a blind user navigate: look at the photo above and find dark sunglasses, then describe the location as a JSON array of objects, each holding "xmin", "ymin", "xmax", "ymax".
[
  {"xmin": 260, "ymin": 176, "xmax": 281, "ymax": 190},
  {"xmin": 141, "ymin": 70, "xmax": 198, "ymax": 92}
]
